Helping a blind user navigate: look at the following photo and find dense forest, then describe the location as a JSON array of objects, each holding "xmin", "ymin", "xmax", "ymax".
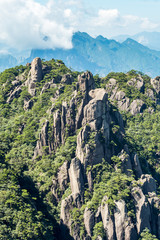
[{"xmin": 0, "ymin": 57, "xmax": 160, "ymax": 240}]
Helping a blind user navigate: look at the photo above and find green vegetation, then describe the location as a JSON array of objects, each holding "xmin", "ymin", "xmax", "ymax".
[
  {"xmin": 87, "ymin": 162, "xmax": 133, "ymax": 213},
  {"xmin": 140, "ymin": 228, "xmax": 158, "ymax": 240},
  {"xmin": 0, "ymin": 59, "xmax": 79, "ymax": 239},
  {"xmin": 93, "ymin": 222, "xmax": 105, "ymax": 240},
  {"xmin": 0, "ymin": 59, "xmax": 160, "ymax": 239},
  {"xmin": 103, "ymin": 70, "xmax": 156, "ymax": 108},
  {"xmin": 125, "ymin": 109, "xmax": 160, "ymax": 181}
]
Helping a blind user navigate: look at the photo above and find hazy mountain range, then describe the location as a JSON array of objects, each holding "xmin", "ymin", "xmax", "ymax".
[
  {"xmin": 114, "ymin": 31, "xmax": 160, "ymax": 51},
  {"xmin": 2, "ymin": 31, "xmax": 160, "ymax": 77}
]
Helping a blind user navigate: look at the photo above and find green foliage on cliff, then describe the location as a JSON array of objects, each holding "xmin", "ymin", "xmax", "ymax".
[
  {"xmin": 140, "ymin": 228, "xmax": 158, "ymax": 240},
  {"xmin": 0, "ymin": 58, "xmax": 160, "ymax": 240}
]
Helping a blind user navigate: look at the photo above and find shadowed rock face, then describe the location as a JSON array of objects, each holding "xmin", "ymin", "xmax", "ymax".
[
  {"xmin": 151, "ymin": 76, "xmax": 160, "ymax": 95},
  {"xmin": 33, "ymin": 120, "xmax": 49, "ymax": 158},
  {"xmin": 84, "ymin": 208, "xmax": 95, "ymax": 237},
  {"xmin": 132, "ymin": 187, "xmax": 151, "ymax": 234}
]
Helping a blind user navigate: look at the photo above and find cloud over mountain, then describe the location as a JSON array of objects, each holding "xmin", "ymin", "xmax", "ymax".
[{"xmin": 0, "ymin": 0, "xmax": 74, "ymax": 50}]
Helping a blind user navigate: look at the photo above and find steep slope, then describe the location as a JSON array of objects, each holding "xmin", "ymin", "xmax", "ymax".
[{"xmin": 0, "ymin": 59, "xmax": 160, "ymax": 240}]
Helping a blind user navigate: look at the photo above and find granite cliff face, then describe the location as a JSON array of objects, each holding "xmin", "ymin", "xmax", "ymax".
[
  {"xmin": 25, "ymin": 58, "xmax": 159, "ymax": 240},
  {"xmin": 0, "ymin": 58, "xmax": 160, "ymax": 240}
]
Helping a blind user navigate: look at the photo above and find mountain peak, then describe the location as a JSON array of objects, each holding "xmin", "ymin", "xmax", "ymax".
[{"xmin": 123, "ymin": 38, "xmax": 140, "ymax": 45}]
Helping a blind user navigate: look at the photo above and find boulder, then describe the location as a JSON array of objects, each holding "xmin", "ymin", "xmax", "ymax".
[
  {"xmin": 106, "ymin": 78, "xmax": 117, "ymax": 93},
  {"xmin": 76, "ymin": 124, "xmax": 104, "ymax": 168},
  {"xmin": 87, "ymin": 171, "xmax": 93, "ymax": 192},
  {"xmin": 130, "ymin": 99, "xmax": 146, "ymax": 115},
  {"xmin": 82, "ymin": 89, "xmax": 108, "ymax": 128},
  {"xmin": 52, "ymin": 109, "xmax": 62, "ymax": 150},
  {"xmin": 95, "ymin": 206, "xmax": 102, "ymax": 223}
]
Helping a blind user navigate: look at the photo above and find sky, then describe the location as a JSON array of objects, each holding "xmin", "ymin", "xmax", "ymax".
[{"xmin": 1, "ymin": 0, "xmax": 160, "ymax": 51}]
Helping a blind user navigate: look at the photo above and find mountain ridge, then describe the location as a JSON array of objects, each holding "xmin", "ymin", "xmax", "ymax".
[
  {"xmin": 0, "ymin": 57, "xmax": 160, "ymax": 239},
  {"xmin": 2, "ymin": 31, "xmax": 160, "ymax": 77}
]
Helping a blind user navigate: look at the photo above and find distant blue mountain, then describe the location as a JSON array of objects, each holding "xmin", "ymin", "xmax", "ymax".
[
  {"xmin": 27, "ymin": 32, "xmax": 160, "ymax": 77},
  {"xmin": 2, "ymin": 31, "xmax": 160, "ymax": 77},
  {"xmin": 114, "ymin": 31, "xmax": 160, "ymax": 51},
  {"xmin": 0, "ymin": 54, "xmax": 17, "ymax": 72}
]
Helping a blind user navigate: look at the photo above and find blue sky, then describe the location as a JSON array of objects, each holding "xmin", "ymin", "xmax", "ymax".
[
  {"xmin": 1, "ymin": 0, "xmax": 160, "ymax": 51},
  {"xmin": 35, "ymin": 0, "xmax": 160, "ymax": 21}
]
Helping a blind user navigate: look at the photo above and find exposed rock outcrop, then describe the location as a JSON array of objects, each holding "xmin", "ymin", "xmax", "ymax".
[
  {"xmin": 23, "ymin": 99, "xmax": 33, "ymax": 111},
  {"xmin": 29, "ymin": 67, "xmax": 160, "ymax": 240},
  {"xmin": 127, "ymin": 76, "xmax": 144, "ymax": 92},
  {"xmin": 131, "ymin": 153, "xmax": 142, "ymax": 178},
  {"xmin": 58, "ymin": 161, "xmax": 69, "ymax": 191},
  {"xmin": 26, "ymin": 57, "xmax": 43, "ymax": 96},
  {"xmin": 7, "ymin": 87, "xmax": 22, "ymax": 103},
  {"xmin": 77, "ymin": 71, "xmax": 95, "ymax": 93},
  {"xmin": 61, "ymin": 74, "xmax": 74, "ymax": 85},
  {"xmin": 131, "ymin": 186, "xmax": 151, "ymax": 234},
  {"xmin": 117, "ymin": 149, "xmax": 133, "ymax": 176},
  {"xmin": 138, "ymin": 174, "xmax": 157, "ymax": 195},
  {"xmin": 151, "ymin": 76, "xmax": 160, "ymax": 95},
  {"xmin": 33, "ymin": 120, "xmax": 49, "ymax": 158},
  {"xmin": 69, "ymin": 158, "xmax": 84, "ymax": 195},
  {"xmin": 148, "ymin": 192, "xmax": 160, "ymax": 238},
  {"xmin": 61, "ymin": 194, "xmax": 74, "ymax": 227},
  {"xmin": 101, "ymin": 196, "xmax": 116, "ymax": 240},
  {"xmin": 84, "ymin": 208, "xmax": 95, "ymax": 237},
  {"xmin": 130, "ymin": 99, "xmax": 146, "ymax": 115},
  {"xmin": 114, "ymin": 200, "xmax": 137, "ymax": 240}
]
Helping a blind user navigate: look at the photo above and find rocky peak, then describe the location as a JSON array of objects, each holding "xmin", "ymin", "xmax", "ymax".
[
  {"xmin": 30, "ymin": 57, "xmax": 43, "ymax": 82},
  {"xmin": 127, "ymin": 75, "xmax": 144, "ymax": 92},
  {"xmin": 77, "ymin": 71, "xmax": 95, "ymax": 93},
  {"xmin": 26, "ymin": 57, "xmax": 43, "ymax": 96}
]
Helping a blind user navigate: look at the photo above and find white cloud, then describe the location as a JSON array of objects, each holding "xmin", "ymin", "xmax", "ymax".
[
  {"xmin": 87, "ymin": 8, "xmax": 160, "ymax": 37},
  {"xmin": 94, "ymin": 9, "xmax": 120, "ymax": 27},
  {"xmin": 0, "ymin": 0, "xmax": 74, "ymax": 50},
  {"xmin": 140, "ymin": 18, "xmax": 159, "ymax": 29},
  {"xmin": 0, "ymin": 0, "xmax": 159, "ymax": 51},
  {"xmin": 92, "ymin": 8, "xmax": 158, "ymax": 29}
]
